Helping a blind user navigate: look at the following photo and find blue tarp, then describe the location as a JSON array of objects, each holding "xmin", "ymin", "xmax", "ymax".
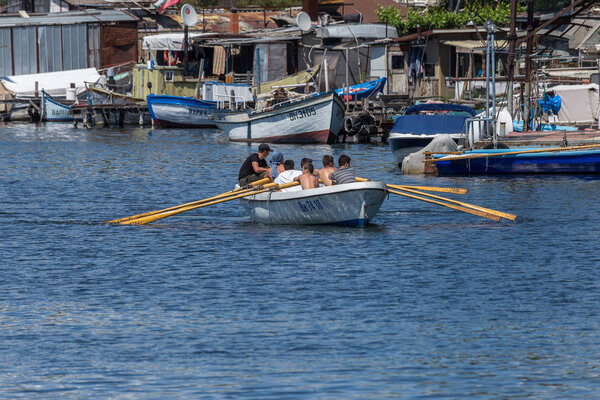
[
  {"xmin": 391, "ymin": 114, "xmax": 470, "ymax": 135},
  {"xmin": 404, "ymin": 103, "xmax": 477, "ymax": 116}
]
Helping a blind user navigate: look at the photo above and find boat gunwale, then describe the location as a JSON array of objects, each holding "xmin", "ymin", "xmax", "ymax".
[
  {"xmin": 242, "ymin": 182, "xmax": 387, "ymax": 202},
  {"xmin": 215, "ymin": 91, "xmax": 343, "ymax": 122}
]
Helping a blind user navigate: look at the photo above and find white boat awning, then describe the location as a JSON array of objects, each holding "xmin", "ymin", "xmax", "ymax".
[
  {"xmin": 143, "ymin": 33, "xmax": 217, "ymax": 51},
  {"xmin": 0, "ymin": 68, "xmax": 101, "ymax": 98}
]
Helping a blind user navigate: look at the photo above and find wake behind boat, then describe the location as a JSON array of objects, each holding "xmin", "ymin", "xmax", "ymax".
[
  {"xmin": 240, "ymin": 181, "xmax": 387, "ymax": 226},
  {"xmin": 214, "ymin": 91, "xmax": 345, "ymax": 144}
]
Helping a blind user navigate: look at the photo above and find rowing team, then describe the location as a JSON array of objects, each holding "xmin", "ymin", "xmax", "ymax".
[{"xmin": 238, "ymin": 143, "xmax": 356, "ymax": 191}]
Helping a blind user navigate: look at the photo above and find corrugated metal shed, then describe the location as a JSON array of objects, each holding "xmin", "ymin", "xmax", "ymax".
[{"xmin": 0, "ymin": 9, "xmax": 138, "ymax": 28}]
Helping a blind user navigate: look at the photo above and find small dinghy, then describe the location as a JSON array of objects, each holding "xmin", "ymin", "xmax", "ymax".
[{"xmin": 240, "ymin": 181, "xmax": 387, "ymax": 226}]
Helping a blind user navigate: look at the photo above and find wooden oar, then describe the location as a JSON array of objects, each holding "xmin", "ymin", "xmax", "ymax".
[
  {"xmin": 355, "ymin": 177, "xmax": 468, "ymax": 194},
  {"xmin": 392, "ymin": 184, "xmax": 467, "ymax": 195},
  {"xmin": 390, "ymin": 185, "xmax": 517, "ymax": 221},
  {"xmin": 120, "ymin": 181, "xmax": 299, "ymax": 225},
  {"xmin": 426, "ymin": 143, "xmax": 600, "ymax": 163},
  {"xmin": 107, "ymin": 177, "xmax": 272, "ymax": 224},
  {"xmin": 387, "ymin": 188, "xmax": 501, "ymax": 222}
]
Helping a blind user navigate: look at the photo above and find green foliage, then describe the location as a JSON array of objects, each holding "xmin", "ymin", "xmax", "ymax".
[{"xmin": 376, "ymin": 0, "xmax": 522, "ymax": 34}]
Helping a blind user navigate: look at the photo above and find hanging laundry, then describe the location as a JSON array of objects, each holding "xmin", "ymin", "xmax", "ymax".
[{"xmin": 212, "ymin": 46, "xmax": 226, "ymax": 76}]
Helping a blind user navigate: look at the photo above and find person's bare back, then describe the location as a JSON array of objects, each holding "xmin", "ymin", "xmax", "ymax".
[
  {"xmin": 317, "ymin": 155, "xmax": 336, "ymax": 186},
  {"xmin": 318, "ymin": 166, "xmax": 336, "ymax": 186},
  {"xmin": 294, "ymin": 163, "xmax": 319, "ymax": 190}
]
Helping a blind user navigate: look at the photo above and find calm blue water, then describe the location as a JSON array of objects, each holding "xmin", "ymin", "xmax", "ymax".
[{"xmin": 1, "ymin": 122, "xmax": 599, "ymax": 399}]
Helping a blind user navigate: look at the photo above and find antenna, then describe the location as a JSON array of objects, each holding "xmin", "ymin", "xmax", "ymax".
[
  {"xmin": 181, "ymin": 4, "xmax": 198, "ymax": 27},
  {"xmin": 296, "ymin": 11, "xmax": 311, "ymax": 32}
]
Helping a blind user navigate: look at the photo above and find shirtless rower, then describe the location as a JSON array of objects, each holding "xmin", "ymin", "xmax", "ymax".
[
  {"xmin": 317, "ymin": 155, "xmax": 336, "ymax": 186},
  {"xmin": 293, "ymin": 163, "xmax": 319, "ymax": 190}
]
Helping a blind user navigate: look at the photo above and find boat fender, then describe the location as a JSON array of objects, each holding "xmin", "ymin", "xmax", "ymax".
[{"xmin": 344, "ymin": 115, "xmax": 355, "ymax": 133}]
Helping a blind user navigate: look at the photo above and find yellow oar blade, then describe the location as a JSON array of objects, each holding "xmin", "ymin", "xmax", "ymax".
[
  {"xmin": 387, "ymin": 188, "xmax": 501, "ymax": 222},
  {"xmin": 387, "ymin": 183, "xmax": 467, "ymax": 195},
  {"xmin": 355, "ymin": 177, "xmax": 467, "ymax": 195},
  {"xmin": 121, "ymin": 181, "xmax": 299, "ymax": 226},
  {"xmin": 107, "ymin": 177, "xmax": 272, "ymax": 224},
  {"xmin": 394, "ymin": 186, "xmax": 517, "ymax": 221}
]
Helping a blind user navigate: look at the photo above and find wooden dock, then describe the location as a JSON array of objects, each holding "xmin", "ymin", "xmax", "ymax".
[
  {"xmin": 71, "ymin": 103, "xmax": 150, "ymax": 128},
  {"xmin": 486, "ymin": 129, "xmax": 600, "ymax": 149}
]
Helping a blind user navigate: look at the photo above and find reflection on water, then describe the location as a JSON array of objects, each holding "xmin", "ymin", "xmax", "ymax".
[{"xmin": 1, "ymin": 123, "xmax": 599, "ymax": 398}]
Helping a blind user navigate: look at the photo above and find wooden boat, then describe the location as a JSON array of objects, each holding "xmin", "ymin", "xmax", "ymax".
[
  {"xmin": 255, "ymin": 65, "xmax": 319, "ymax": 96},
  {"xmin": 240, "ymin": 181, "xmax": 387, "ymax": 226},
  {"xmin": 389, "ymin": 103, "xmax": 477, "ymax": 162},
  {"xmin": 214, "ymin": 91, "xmax": 345, "ymax": 143},
  {"xmin": 433, "ymin": 147, "xmax": 600, "ymax": 175},
  {"xmin": 334, "ymin": 77, "xmax": 387, "ymax": 101},
  {"xmin": 85, "ymin": 84, "xmax": 151, "ymax": 126},
  {"xmin": 147, "ymin": 94, "xmax": 218, "ymax": 128},
  {"xmin": 41, "ymin": 90, "xmax": 78, "ymax": 122}
]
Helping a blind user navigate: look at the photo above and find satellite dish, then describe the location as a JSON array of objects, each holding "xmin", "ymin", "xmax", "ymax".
[
  {"xmin": 296, "ymin": 11, "xmax": 311, "ymax": 32},
  {"xmin": 181, "ymin": 4, "xmax": 198, "ymax": 27}
]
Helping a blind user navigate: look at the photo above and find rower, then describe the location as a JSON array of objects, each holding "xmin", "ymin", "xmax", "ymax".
[{"xmin": 238, "ymin": 143, "xmax": 272, "ymax": 187}]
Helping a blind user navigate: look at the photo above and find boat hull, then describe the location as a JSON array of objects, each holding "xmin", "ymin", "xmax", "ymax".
[
  {"xmin": 334, "ymin": 77, "xmax": 387, "ymax": 101},
  {"xmin": 214, "ymin": 92, "xmax": 345, "ymax": 144},
  {"xmin": 435, "ymin": 149, "xmax": 600, "ymax": 174},
  {"xmin": 42, "ymin": 92, "xmax": 78, "ymax": 122},
  {"xmin": 147, "ymin": 95, "xmax": 218, "ymax": 128},
  {"xmin": 241, "ymin": 182, "xmax": 387, "ymax": 226}
]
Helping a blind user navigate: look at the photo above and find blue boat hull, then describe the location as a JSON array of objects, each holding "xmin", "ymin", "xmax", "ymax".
[
  {"xmin": 334, "ymin": 77, "xmax": 386, "ymax": 101},
  {"xmin": 147, "ymin": 94, "xmax": 218, "ymax": 128},
  {"xmin": 436, "ymin": 150, "xmax": 600, "ymax": 174}
]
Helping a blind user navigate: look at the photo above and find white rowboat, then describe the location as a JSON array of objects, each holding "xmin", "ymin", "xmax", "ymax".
[
  {"xmin": 214, "ymin": 91, "xmax": 345, "ymax": 144},
  {"xmin": 240, "ymin": 182, "xmax": 387, "ymax": 226}
]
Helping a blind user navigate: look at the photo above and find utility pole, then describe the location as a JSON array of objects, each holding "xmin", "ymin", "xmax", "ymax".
[
  {"xmin": 523, "ymin": 0, "xmax": 534, "ymax": 132},
  {"xmin": 506, "ymin": 0, "xmax": 517, "ymax": 118}
]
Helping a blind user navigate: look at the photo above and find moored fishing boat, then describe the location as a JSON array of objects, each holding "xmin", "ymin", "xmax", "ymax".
[
  {"xmin": 147, "ymin": 94, "xmax": 218, "ymax": 128},
  {"xmin": 240, "ymin": 181, "xmax": 387, "ymax": 226},
  {"xmin": 334, "ymin": 77, "xmax": 387, "ymax": 101},
  {"xmin": 41, "ymin": 90, "xmax": 78, "ymax": 122},
  {"xmin": 389, "ymin": 103, "xmax": 477, "ymax": 163},
  {"xmin": 214, "ymin": 91, "xmax": 345, "ymax": 143},
  {"xmin": 432, "ymin": 146, "xmax": 600, "ymax": 175}
]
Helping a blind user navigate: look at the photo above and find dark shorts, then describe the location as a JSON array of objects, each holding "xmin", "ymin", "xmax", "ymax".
[{"xmin": 238, "ymin": 171, "xmax": 267, "ymax": 187}]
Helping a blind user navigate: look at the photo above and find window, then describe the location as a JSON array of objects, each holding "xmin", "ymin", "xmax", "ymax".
[
  {"xmin": 164, "ymin": 71, "xmax": 174, "ymax": 82},
  {"xmin": 423, "ymin": 63, "xmax": 436, "ymax": 78},
  {"xmin": 391, "ymin": 55, "xmax": 404, "ymax": 70}
]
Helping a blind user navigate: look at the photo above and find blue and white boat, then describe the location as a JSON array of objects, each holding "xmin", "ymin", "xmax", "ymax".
[
  {"xmin": 147, "ymin": 94, "xmax": 218, "ymax": 128},
  {"xmin": 433, "ymin": 147, "xmax": 600, "ymax": 175},
  {"xmin": 334, "ymin": 77, "xmax": 387, "ymax": 101},
  {"xmin": 241, "ymin": 181, "xmax": 387, "ymax": 226},
  {"xmin": 41, "ymin": 90, "xmax": 78, "ymax": 122},
  {"xmin": 388, "ymin": 103, "xmax": 478, "ymax": 163}
]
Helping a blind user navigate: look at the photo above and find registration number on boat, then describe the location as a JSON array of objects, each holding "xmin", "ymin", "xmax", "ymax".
[
  {"xmin": 298, "ymin": 199, "xmax": 324, "ymax": 212},
  {"xmin": 288, "ymin": 107, "xmax": 316, "ymax": 121}
]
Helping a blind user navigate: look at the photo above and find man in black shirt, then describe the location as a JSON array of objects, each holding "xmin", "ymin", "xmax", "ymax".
[{"xmin": 238, "ymin": 143, "xmax": 273, "ymax": 186}]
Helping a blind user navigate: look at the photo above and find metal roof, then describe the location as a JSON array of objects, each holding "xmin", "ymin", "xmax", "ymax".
[{"xmin": 0, "ymin": 9, "xmax": 138, "ymax": 28}]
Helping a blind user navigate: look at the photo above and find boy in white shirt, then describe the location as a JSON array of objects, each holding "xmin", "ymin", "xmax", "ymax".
[{"xmin": 274, "ymin": 160, "xmax": 303, "ymax": 192}]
